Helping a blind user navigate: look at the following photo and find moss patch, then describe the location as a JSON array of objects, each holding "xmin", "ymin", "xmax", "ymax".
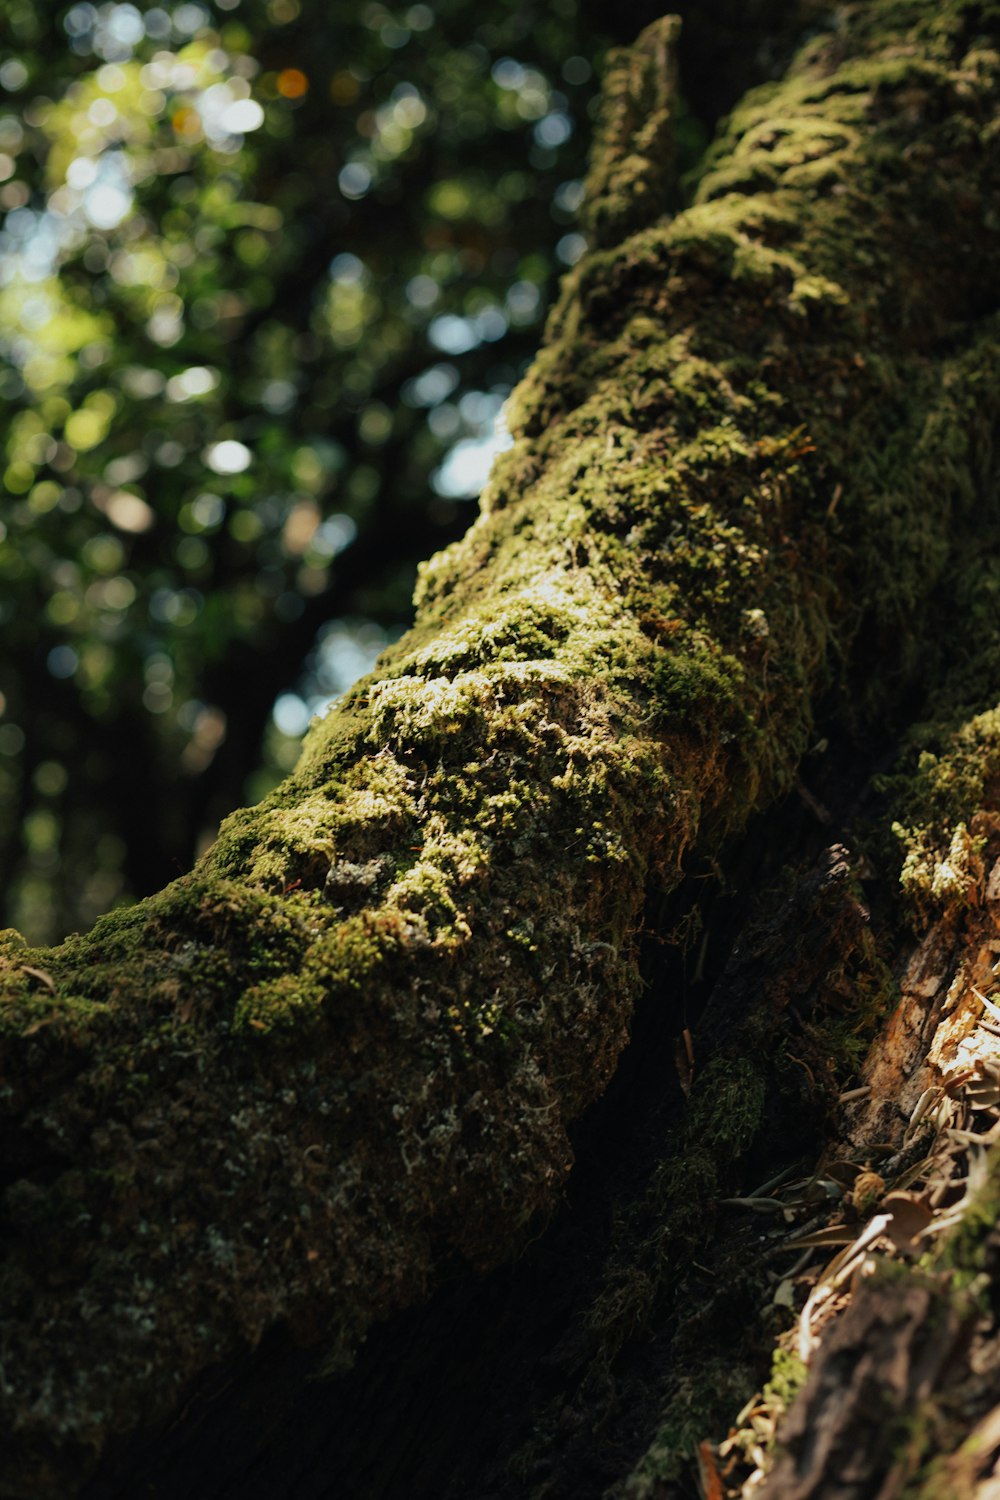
[{"xmin": 4, "ymin": 6, "xmax": 1000, "ymax": 1493}]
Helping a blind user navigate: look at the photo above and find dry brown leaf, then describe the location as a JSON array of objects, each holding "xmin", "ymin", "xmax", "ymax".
[
  {"xmin": 783, "ymin": 1224, "xmax": 858, "ymax": 1251},
  {"xmin": 20, "ymin": 1017, "xmax": 54, "ymax": 1038},
  {"xmin": 21, "ymin": 965, "xmax": 55, "ymax": 992},
  {"xmin": 675, "ymin": 1027, "xmax": 694, "ymax": 1096},
  {"xmin": 883, "ymin": 1191, "xmax": 934, "ymax": 1252}
]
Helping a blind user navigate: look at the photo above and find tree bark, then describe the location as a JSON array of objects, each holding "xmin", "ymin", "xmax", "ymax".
[{"xmin": 4, "ymin": 4, "xmax": 1000, "ymax": 1495}]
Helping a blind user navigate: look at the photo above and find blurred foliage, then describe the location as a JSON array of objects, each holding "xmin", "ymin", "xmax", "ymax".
[{"xmin": 0, "ymin": 0, "xmax": 611, "ymax": 942}]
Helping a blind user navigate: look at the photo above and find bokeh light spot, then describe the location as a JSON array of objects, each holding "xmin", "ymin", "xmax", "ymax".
[{"xmin": 277, "ymin": 68, "xmax": 308, "ymax": 100}]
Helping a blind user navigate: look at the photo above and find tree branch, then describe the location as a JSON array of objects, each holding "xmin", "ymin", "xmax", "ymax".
[{"xmin": 4, "ymin": 6, "xmax": 1000, "ymax": 1493}]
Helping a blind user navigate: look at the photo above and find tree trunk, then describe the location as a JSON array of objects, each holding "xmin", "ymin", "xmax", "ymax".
[{"xmin": 5, "ymin": 4, "xmax": 1000, "ymax": 1495}]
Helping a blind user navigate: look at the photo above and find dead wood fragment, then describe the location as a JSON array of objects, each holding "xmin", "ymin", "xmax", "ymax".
[{"xmin": 760, "ymin": 1276, "xmax": 975, "ymax": 1500}]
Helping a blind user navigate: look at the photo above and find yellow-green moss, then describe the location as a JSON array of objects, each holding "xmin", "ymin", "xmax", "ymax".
[
  {"xmin": 876, "ymin": 706, "xmax": 1000, "ymax": 922},
  {"xmin": 5, "ymin": 5, "xmax": 1000, "ymax": 1492},
  {"xmin": 583, "ymin": 15, "xmax": 683, "ymax": 249}
]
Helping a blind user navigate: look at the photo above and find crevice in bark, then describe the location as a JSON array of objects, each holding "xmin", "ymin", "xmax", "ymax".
[{"xmin": 80, "ymin": 718, "xmax": 892, "ymax": 1500}]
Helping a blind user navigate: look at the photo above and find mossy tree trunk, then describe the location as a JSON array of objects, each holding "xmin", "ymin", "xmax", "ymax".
[{"xmin": 5, "ymin": 4, "xmax": 1000, "ymax": 1496}]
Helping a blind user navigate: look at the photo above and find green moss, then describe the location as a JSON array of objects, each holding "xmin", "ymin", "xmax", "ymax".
[
  {"xmin": 933, "ymin": 1144, "xmax": 1000, "ymax": 1290},
  {"xmin": 876, "ymin": 706, "xmax": 1000, "ymax": 922},
  {"xmin": 689, "ymin": 1055, "xmax": 767, "ymax": 1155},
  {"xmin": 582, "ymin": 16, "xmax": 683, "ymax": 249},
  {"xmin": 5, "ymin": 5, "xmax": 1000, "ymax": 1491},
  {"xmin": 233, "ymin": 974, "xmax": 326, "ymax": 1035},
  {"xmin": 765, "ymin": 1346, "xmax": 808, "ymax": 1409},
  {"xmin": 623, "ymin": 1361, "xmax": 757, "ymax": 1496}
]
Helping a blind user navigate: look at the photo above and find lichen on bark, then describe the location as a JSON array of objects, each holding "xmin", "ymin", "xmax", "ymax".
[{"xmin": 4, "ymin": 4, "xmax": 1000, "ymax": 1494}]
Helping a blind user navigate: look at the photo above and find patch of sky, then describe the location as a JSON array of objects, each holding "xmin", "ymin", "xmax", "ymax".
[
  {"xmin": 432, "ymin": 393, "xmax": 512, "ymax": 499},
  {"xmin": 504, "ymin": 280, "xmax": 540, "ymax": 325},
  {"xmin": 143, "ymin": 9, "xmax": 172, "ymax": 40},
  {"xmin": 338, "ymin": 162, "xmax": 373, "ymax": 200},
  {"xmin": 0, "ymin": 60, "xmax": 28, "ymax": 91},
  {"xmin": 272, "ymin": 618, "xmax": 401, "ymax": 736},
  {"xmin": 0, "ymin": 208, "xmax": 66, "ymax": 285},
  {"xmin": 329, "ymin": 252, "xmax": 367, "ymax": 283},
  {"xmin": 204, "ymin": 439, "xmax": 252, "ymax": 474},
  {"xmin": 166, "ymin": 365, "xmax": 219, "ymax": 401},
  {"xmin": 405, "ymin": 273, "xmax": 439, "ymax": 309},
  {"xmin": 401, "ymin": 362, "xmax": 459, "ymax": 408},
  {"xmin": 260, "ymin": 378, "xmax": 297, "ymax": 414},
  {"xmin": 492, "ymin": 58, "xmax": 527, "ymax": 90},
  {"xmin": 0, "ymin": 152, "xmax": 134, "ymax": 309},
  {"xmin": 553, "ymin": 178, "xmax": 585, "ymax": 216},
  {"xmin": 310, "ymin": 513, "xmax": 357, "ymax": 559},
  {"xmin": 427, "ymin": 304, "xmax": 507, "ymax": 356},
  {"xmin": 534, "ymin": 112, "xmax": 572, "ymax": 149},
  {"xmin": 556, "ymin": 231, "xmax": 586, "ymax": 266},
  {"xmin": 72, "ymin": 4, "xmax": 148, "ymax": 63},
  {"xmin": 427, "ymin": 314, "xmax": 478, "ymax": 356},
  {"xmin": 83, "ymin": 153, "xmax": 134, "ymax": 229},
  {"xmin": 173, "ymin": 4, "xmax": 211, "ymax": 37}
]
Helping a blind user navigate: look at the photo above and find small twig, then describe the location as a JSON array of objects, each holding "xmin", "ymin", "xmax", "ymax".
[{"xmin": 747, "ymin": 1163, "xmax": 801, "ymax": 1198}]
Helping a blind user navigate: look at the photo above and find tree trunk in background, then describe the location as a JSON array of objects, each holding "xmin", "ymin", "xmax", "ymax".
[{"xmin": 5, "ymin": 4, "xmax": 1000, "ymax": 1495}]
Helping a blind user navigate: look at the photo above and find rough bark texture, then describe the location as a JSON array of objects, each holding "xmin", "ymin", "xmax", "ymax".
[{"xmin": 4, "ymin": 4, "xmax": 1000, "ymax": 1495}]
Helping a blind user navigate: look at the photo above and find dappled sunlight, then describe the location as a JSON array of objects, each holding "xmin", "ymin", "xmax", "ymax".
[{"xmin": 0, "ymin": 0, "xmax": 599, "ymax": 941}]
